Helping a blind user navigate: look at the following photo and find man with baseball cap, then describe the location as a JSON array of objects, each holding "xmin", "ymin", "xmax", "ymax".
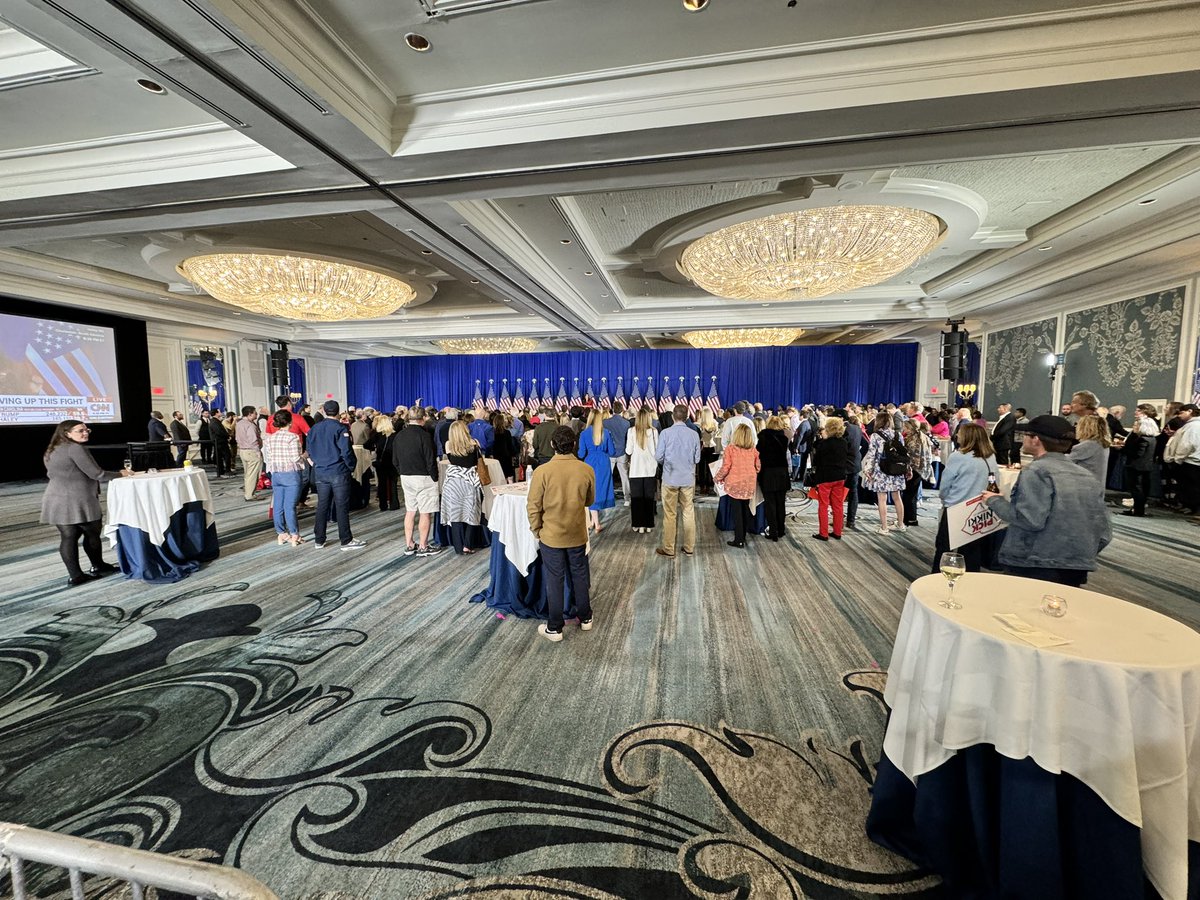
[
  {"xmin": 306, "ymin": 400, "xmax": 366, "ymax": 551},
  {"xmin": 981, "ymin": 414, "xmax": 1110, "ymax": 586}
]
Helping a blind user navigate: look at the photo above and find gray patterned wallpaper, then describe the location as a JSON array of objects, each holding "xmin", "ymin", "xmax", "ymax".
[
  {"xmin": 1062, "ymin": 287, "xmax": 1185, "ymax": 411},
  {"xmin": 983, "ymin": 316, "xmax": 1058, "ymax": 415}
]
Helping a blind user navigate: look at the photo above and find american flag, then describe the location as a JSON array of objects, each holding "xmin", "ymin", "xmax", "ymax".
[
  {"xmin": 513, "ymin": 378, "xmax": 525, "ymax": 411},
  {"xmin": 542, "ymin": 378, "xmax": 553, "ymax": 407},
  {"xmin": 629, "ymin": 376, "xmax": 641, "ymax": 411},
  {"xmin": 585, "ymin": 377, "xmax": 594, "ymax": 405},
  {"xmin": 570, "ymin": 377, "xmax": 582, "ymax": 406},
  {"xmin": 707, "ymin": 376, "xmax": 722, "ymax": 414},
  {"xmin": 1192, "ymin": 364, "xmax": 1200, "ymax": 405},
  {"xmin": 598, "ymin": 377, "xmax": 611, "ymax": 409},
  {"xmin": 675, "ymin": 377, "xmax": 687, "ymax": 408},
  {"xmin": 486, "ymin": 379, "xmax": 497, "ymax": 411},
  {"xmin": 555, "ymin": 377, "xmax": 568, "ymax": 412},
  {"xmin": 500, "ymin": 378, "xmax": 512, "ymax": 413},
  {"xmin": 688, "ymin": 376, "xmax": 704, "ymax": 416},
  {"xmin": 472, "ymin": 380, "xmax": 485, "ymax": 411},
  {"xmin": 643, "ymin": 376, "xmax": 654, "ymax": 413},
  {"xmin": 613, "ymin": 376, "xmax": 625, "ymax": 409},
  {"xmin": 659, "ymin": 377, "xmax": 673, "ymax": 413},
  {"xmin": 25, "ymin": 323, "xmax": 110, "ymax": 400}
]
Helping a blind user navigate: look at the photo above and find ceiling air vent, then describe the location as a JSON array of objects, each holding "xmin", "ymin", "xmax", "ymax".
[{"xmin": 418, "ymin": 0, "xmax": 555, "ymax": 18}]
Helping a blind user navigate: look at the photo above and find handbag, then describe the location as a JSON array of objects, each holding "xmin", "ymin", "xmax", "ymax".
[
  {"xmin": 802, "ymin": 469, "xmax": 817, "ymax": 488},
  {"xmin": 475, "ymin": 451, "xmax": 492, "ymax": 486}
]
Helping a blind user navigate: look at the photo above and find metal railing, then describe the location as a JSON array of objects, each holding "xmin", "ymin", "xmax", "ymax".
[{"xmin": 0, "ymin": 822, "xmax": 280, "ymax": 900}]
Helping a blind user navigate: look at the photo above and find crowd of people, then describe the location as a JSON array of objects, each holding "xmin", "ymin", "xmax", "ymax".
[{"xmin": 40, "ymin": 391, "xmax": 1200, "ymax": 617}]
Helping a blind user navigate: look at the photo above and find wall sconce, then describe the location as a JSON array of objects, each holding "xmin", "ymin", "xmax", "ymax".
[
  {"xmin": 1046, "ymin": 352, "xmax": 1063, "ymax": 380},
  {"xmin": 289, "ymin": 392, "xmax": 302, "ymax": 403},
  {"xmin": 956, "ymin": 383, "xmax": 977, "ymax": 403}
]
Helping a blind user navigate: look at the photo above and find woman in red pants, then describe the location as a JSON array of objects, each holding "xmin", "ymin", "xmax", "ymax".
[{"xmin": 811, "ymin": 417, "xmax": 850, "ymax": 540}]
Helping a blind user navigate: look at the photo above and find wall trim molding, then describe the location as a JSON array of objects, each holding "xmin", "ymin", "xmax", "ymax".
[
  {"xmin": 0, "ymin": 123, "xmax": 293, "ymax": 203},
  {"xmin": 390, "ymin": 3, "xmax": 1200, "ymax": 156}
]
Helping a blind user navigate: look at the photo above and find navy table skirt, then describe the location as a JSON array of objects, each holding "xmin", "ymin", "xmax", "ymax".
[
  {"xmin": 867, "ymin": 746, "xmax": 1198, "ymax": 899},
  {"xmin": 116, "ymin": 500, "xmax": 219, "ymax": 583},
  {"xmin": 469, "ymin": 536, "xmax": 577, "ymax": 620},
  {"xmin": 714, "ymin": 495, "xmax": 768, "ymax": 534},
  {"xmin": 432, "ymin": 513, "xmax": 492, "ymax": 551}
]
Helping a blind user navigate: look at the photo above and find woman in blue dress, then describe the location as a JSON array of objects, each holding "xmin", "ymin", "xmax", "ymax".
[{"xmin": 578, "ymin": 408, "xmax": 616, "ymax": 532}]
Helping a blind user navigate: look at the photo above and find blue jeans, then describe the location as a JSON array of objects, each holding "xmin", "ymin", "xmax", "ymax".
[
  {"xmin": 271, "ymin": 470, "xmax": 301, "ymax": 535},
  {"xmin": 314, "ymin": 472, "xmax": 353, "ymax": 545},
  {"xmin": 540, "ymin": 542, "xmax": 591, "ymax": 632}
]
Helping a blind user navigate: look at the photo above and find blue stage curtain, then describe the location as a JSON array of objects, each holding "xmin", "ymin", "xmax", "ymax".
[
  {"xmin": 346, "ymin": 344, "xmax": 918, "ymax": 411},
  {"xmin": 288, "ymin": 359, "xmax": 307, "ymax": 406},
  {"xmin": 965, "ymin": 342, "xmax": 981, "ymax": 388}
]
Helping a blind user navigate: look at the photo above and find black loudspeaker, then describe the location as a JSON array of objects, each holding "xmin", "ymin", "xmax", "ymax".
[
  {"xmin": 269, "ymin": 349, "xmax": 289, "ymax": 387},
  {"xmin": 940, "ymin": 330, "xmax": 968, "ymax": 381}
]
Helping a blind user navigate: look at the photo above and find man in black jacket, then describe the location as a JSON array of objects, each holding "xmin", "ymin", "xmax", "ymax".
[
  {"xmin": 307, "ymin": 400, "xmax": 366, "ymax": 551},
  {"xmin": 392, "ymin": 407, "xmax": 444, "ymax": 556},
  {"xmin": 992, "ymin": 403, "xmax": 1016, "ymax": 467},
  {"xmin": 843, "ymin": 415, "xmax": 865, "ymax": 529},
  {"xmin": 168, "ymin": 411, "xmax": 190, "ymax": 466}
]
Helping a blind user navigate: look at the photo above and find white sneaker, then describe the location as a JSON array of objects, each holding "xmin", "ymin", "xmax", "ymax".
[
  {"xmin": 579, "ymin": 617, "xmax": 594, "ymax": 631},
  {"xmin": 537, "ymin": 623, "xmax": 563, "ymax": 643},
  {"xmin": 624, "ymin": 500, "xmax": 631, "ymax": 507},
  {"xmin": 894, "ymin": 524, "xmax": 908, "ymax": 533},
  {"xmin": 875, "ymin": 526, "xmax": 890, "ymax": 535}
]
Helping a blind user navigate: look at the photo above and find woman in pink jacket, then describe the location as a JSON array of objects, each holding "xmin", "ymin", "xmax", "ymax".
[{"xmin": 715, "ymin": 423, "xmax": 761, "ymax": 548}]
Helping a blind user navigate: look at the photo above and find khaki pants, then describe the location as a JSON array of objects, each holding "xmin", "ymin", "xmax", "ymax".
[
  {"xmin": 239, "ymin": 449, "xmax": 263, "ymax": 500},
  {"xmin": 661, "ymin": 484, "xmax": 695, "ymax": 553}
]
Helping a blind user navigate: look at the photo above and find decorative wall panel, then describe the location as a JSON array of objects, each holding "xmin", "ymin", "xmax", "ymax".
[
  {"xmin": 983, "ymin": 317, "xmax": 1058, "ymax": 415},
  {"xmin": 1062, "ymin": 287, "xmax": 1184, "ymax": 412}
]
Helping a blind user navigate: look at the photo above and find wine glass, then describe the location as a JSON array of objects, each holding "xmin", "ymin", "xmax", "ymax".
[{"xmin": 939, "ymin": 551, "xmax": 965, "ymax": 609}]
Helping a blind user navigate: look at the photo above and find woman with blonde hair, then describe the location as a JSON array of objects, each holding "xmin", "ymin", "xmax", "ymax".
[
  {"xmin": 715, "ymin": 423, "xmax": 761, "ymax": 548},
  {"xmin": 696, "ymin": 407, "xmax": 719, "ymax": 493},
  {"xmin": 1068, "ymin": 413, "xmax": 1111, "ymax": 497},
  {"xmin": 626, "ymin": 407, "xmax": 658, "ymax": 533},
  {"xmin": 441, "ymin": 420, "xmax": 484, "ymax": 554},
  {"xmin": 757, "ymin": 415, "xmax": 791, "ymax": 540},
  {"xmin": 577, "ymin": 408, "xmax": 616, "ymax": 532},
  {"xmin": 931, "ymin": 423, "xmax": 997, "ymax": 572},
  {"xmin": 371, "ymin": 414, "xmax": 400, "ymax": 511},
  {"xmin": 810, "ymin": 416, "xmax": 850, "ymax": 540}
]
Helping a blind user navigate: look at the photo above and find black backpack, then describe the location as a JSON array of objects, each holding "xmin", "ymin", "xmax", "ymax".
[{"xmin": 880, "ymin": 431, "xmax": 909, "ymax": 476}]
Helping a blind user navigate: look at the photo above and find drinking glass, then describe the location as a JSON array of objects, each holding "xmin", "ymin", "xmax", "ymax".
[
  {"xmin": 939, "ymin": 552, "xmax": 965, "ymax": 609},
  {"xmin": 123, "ymin": 457, "xmax": 132, "ymax": 472}
]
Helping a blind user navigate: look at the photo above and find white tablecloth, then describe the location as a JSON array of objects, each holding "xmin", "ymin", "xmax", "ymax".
[
  {"xmin": 437, "ymin": 458, "xmax": 507, "ymax": 519},
  {"xmin": 884, "ymin": 573, "xmax": 1200, "ymax": 900},
  {"xmin": 486, "ymin": 491, "xmax": 539, "ymax": 576},
  {"xmin": 103, "ymin": 469, "xmax": 215, "ymax": 546}
]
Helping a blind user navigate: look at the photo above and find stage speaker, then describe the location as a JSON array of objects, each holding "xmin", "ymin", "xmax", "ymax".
[
  {"xmin": 940, "ymin": 330, "xmax": 968, "ymax": 381},
  {"xmin": 269, "ymin": 349, "xmax": 289, "ymax": 387}
]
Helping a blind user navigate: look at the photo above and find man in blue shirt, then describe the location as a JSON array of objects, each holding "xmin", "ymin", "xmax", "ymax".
[
  {"xmin": 655, "ymin": 405, "xmax": 701, "ymax": 558},
  {"xmin": 603, "ymin": 402, "xmax": 631, "ymax": 504},
  {"xmin": 306, "ymin": 400, "xmax": 365, "ymax": 551},
  {"xmin": 466, "ymin": 411, "xmax": 495, "ymax": 455}
]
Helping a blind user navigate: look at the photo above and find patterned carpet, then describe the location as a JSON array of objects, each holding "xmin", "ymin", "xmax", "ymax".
[{"xmin": 0, "ymin": 471, "xmax": 1197, "ymax": 899}]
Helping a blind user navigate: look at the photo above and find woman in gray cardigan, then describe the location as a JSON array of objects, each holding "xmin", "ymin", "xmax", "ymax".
[
  {"xmin": 40, "ymin": 419, "xmax": 130, "ymax": 585},
  {"xmin": 1067, "ymin": 413, "xmax": 1111, "ymax": 497}
]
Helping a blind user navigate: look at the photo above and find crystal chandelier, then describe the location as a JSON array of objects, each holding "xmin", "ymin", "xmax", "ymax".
[
  {"xmin": 681, "ymin": 327, "xmax": 803, "ymax": 349},
  {"xmin": 680, "ymin": 206, "xmax": 941, "ymax": 300},
  {"xmin": 438, "ymin": 337, "xmax": 540, "ymax": 354},
  {"xmin": 177, "ymin": 253, "xmax": 418, "ymax": 321}
]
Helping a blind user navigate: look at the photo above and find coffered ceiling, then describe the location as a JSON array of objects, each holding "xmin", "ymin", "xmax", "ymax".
[{"xmin": 0, "ymin": 0, "xmax": 1199, "ymax": 359}]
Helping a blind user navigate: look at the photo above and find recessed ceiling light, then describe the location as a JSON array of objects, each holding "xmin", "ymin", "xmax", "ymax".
[
  {"xmin": 501, "ymin": 298, "xmax": 511, "ymax": 302},
  {"xmin": 1037, "ymin": 245, "xmax": 1053, "ymax": 251},
  {"xmin": 405, "ymin": 33, "xmax": 431, "ymax": 52},
  {"xmin": 136, "ymin": 78, "xmax": 166, "ymax": 94},
  {"xmin": 56, "ymin": 275, "xmax": 72, "ymax": 280},
  {"xmin": 760, "ymin": 303, "xmax": 769, "ymax": 307},
  {"xmin": 584, "ymin": 271, "xmax": 593, "ymax": 276},
  {"xmin": 683, "ymin": 0, "xmax": 708, "ymax": 9},
  {"xmin": 1137, "ymin": 198, "xmax": 1157, "ymax": 205},
  {"xmin": 560, "ymin": 239, "xmax": 572, "ymax": 244},
  {"xmin": 962, "ymin": 281, "xmax": 972, "ymax": 285},
  {"xmin": 843, "ymin": 299, "xmax": 851, "ymax": 303},
  {"xmin": 601, "ymin": 293, "xmax": 609, "ymax": 298},
  {"xmin": 469, "ymin": 279, "xmax": 480, "ymax": 284},
  {"xmin": 421, "ymin": 249, "xmax": 433, "ymax": 255}
]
